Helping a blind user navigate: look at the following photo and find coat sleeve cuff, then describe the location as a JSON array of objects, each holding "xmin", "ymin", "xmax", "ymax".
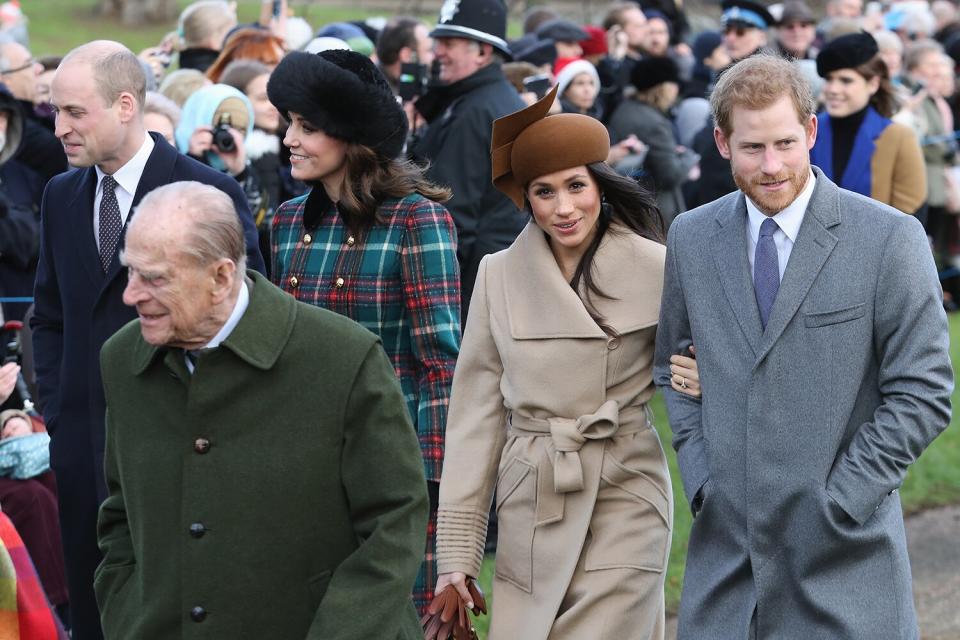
[
  {"xmin": 436, "ymin": 505, "xmax": 489, "ymax": 578},
  {"xmin": 826, "ymin": 462, "xmax": 889, "ymax": 526}
]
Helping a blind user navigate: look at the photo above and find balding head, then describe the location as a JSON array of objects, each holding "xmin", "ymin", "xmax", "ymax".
[
  {"xmin": 61, "ymin": 41, "xmax": 146, "ymax": 110},
  {"xmin": 122, "ymin": 182, "xmax": 245, "ymax": 349},
  {"xmin": 130, "ymin": 181, "xmax": 246, "ymax": 271},
  {"xmin": 0, "ymin": 41, "xmax": 39, "ymax": 101}
]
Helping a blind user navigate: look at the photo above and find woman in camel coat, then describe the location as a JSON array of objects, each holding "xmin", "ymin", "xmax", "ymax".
[{"xmin": 434, "ymin": 87, "xmax": 699, "ymax": 639}]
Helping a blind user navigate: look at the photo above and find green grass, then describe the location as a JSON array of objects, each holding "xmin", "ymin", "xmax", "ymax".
[
  {"xmin": 469, "ymin": 315, "xmax": 960, "ymax": 638},
  {"xmin": 24, "ymin": 1, "xmax": 419, "ymax": 57}
]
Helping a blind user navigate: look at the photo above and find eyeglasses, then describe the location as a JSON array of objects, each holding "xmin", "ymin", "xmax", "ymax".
[{"xmin": 0, "ymin": 58, "xmax": 37, "ymax": 75}]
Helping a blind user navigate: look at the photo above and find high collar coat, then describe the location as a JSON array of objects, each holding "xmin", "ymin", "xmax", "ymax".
[{"xmin": 437, "ymin": 222, "xmax": 673, "ymax": 639}]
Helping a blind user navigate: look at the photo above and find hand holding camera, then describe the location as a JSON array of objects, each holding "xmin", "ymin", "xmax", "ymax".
[{"xmin": 188, "ymin": 115, "xmax": 247, "ymax": 176}]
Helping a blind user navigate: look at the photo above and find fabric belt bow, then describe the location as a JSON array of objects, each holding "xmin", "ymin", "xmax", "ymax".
[{"xmin": 548, "ymin": 400, "xmax": 621, "ymax": 493}]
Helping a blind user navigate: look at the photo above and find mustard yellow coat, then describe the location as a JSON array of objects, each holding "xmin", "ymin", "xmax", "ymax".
[{"xmin": 436, "ymin": 222, "xmax": 672, "ymax": 639}]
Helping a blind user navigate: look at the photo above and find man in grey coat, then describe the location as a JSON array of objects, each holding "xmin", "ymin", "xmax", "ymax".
[{"xmin": 655, "ymin": 54, "xmax": 953, "ymax": 639}]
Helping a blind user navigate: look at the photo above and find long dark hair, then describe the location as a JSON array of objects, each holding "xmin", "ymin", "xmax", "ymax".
[
  {"xmin": 856, "ymin": 54, "xmax": 899, "ymax": 118},
  {"xmin": 333, "ymin": 144, "xmax": 451, "ymax": 236},
  {"xmin": 529, "ymin": 162, "xmax": 665, "ymax": 335}
]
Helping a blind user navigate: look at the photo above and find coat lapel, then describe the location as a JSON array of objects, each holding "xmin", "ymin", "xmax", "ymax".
[
  {"xmin": 502, "ymin": 221, "xmax": 662, "ymax": 339},
  {"xmin": 840, "ymin": 107, "xmax": 886, "ymax": 196},
  {"xmin": 754, "ymin": 169, "xmax": 840, "ymax": 367},
  {"xmin": 711, "ymin": 193, "xmax": 763, "ymax": 355},
  {"xmin": 68, "ymin": 167, "xmax": 104, "ymax": 285}
]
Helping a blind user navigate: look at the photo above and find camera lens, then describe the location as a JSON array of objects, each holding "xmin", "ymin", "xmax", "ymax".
[{"xmin": 212, "ymin": 124, "xmax": 235, "ymax": 153}]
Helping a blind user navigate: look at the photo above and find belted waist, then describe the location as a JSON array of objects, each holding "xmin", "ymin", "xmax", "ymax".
[{"xmin": 507, "ymin": 400, "xmax": 651, "ymax": 495}]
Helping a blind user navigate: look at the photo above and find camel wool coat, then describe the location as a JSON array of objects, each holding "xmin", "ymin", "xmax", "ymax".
[{"xmin": 437, "ymin": 222, "xmax": 673, "ymax": 639}]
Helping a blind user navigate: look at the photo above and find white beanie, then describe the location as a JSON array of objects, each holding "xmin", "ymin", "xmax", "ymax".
[{"xmin": 556, "ymin": 59, "xmax": 600, "ymax": 98}]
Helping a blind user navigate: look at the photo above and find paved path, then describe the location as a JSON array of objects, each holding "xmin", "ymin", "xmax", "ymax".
[{"xmin": 664, "ymin": 504, "xmax": 960, "ymax": 640}]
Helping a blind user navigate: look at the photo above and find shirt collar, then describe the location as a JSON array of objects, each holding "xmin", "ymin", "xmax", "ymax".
[
  {"xmin": 205, "ymin": 281, "xmax": 250, "ymax": 350},
  {"xmin": 746, "ymin": 170, "xmax": 816, "ymax": 243},
  {"xmin": 95, "ymin": 132, "xmax": 155, "ymax": 195}
]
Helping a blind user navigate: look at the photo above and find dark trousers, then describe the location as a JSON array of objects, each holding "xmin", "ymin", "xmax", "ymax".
[{"xmin": 53, "ymin": 463, "xmax": 104, "ymax": 640}]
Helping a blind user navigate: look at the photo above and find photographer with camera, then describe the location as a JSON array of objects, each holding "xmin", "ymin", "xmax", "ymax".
[{"xmin": 175, "ymin": 83, "xmax": 265, "ymax": 237}]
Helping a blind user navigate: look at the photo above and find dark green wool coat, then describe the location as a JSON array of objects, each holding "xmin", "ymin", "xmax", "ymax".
[{"xmin": 95, "ymin": 271, "xmax": 428, "ymax": 639}]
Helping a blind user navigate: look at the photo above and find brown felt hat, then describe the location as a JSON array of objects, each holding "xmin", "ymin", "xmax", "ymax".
[{"xmin": 491, "ymin": 84, "xmax": 610, "ymax": 209}]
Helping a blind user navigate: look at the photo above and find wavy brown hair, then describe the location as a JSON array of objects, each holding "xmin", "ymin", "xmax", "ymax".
[
  {"xmin": 335, "ymin": 144, "xmax": 452, "ymax": 236},
  {"xmin": 854, "ymin": 55, "xmax": 899, "ymax": 118}
]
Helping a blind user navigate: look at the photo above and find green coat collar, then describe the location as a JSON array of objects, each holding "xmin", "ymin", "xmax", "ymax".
[{"xmin": 131, "ymin": 270, "xmax": 297, "ymax": 375}]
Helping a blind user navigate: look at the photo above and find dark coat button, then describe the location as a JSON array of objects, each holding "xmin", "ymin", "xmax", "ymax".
[
  {"xmin": 189, "ymin": 523, "xmax": 206, "ymax": 538},
  {"xmin": 194, "ymin": 438, "xmax": 211, "ymax": 454},
  {"xmin": 190, "ymin": 606, "xmax": 206, "ymax": 622}
]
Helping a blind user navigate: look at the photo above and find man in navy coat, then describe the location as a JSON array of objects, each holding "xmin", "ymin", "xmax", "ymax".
[{"xmin": 30, "ymin": 40, "xmax": 264, "ymax": 640}]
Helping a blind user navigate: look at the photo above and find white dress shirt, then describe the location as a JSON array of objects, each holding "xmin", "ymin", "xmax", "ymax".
[
  {"xmin": 93, "ymin": 132, "xmax": 155, "ymax": 249},
  {"xmin": 746, "ymin": 171, "xmax": 816, "ymax": 282},
  {"xmin": 185, "ymin": 282, "xmax": 250, "ymax": 373}
]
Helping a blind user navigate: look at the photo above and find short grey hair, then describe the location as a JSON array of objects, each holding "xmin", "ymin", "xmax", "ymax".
[
  {"xmin": 132, "ymin": 181, "xmax": 246, "ymax": 273},
  {"xmin": 62, "ymin": 42, "xmax": 146, "ymax": 109},
  {"xmin": 904, "ymin": 38, "xmax": 945, "ymax": 71},
  {"xmin": 143, "ymin": 91, "xmax": 181, "ymax": 128}
]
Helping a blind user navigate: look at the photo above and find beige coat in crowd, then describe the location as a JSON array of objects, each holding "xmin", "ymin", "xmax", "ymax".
[{"xmin": 437, "ymin": 221, "xmax": 673, "ymax": 639}]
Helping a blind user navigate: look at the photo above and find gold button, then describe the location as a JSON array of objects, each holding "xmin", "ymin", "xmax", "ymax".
[
  {"xmin": 335, "ymin": 277, "xmax": 345, "ymax": 289},
  {"xmin": 303, "ymin": 233, "xmax": 312, "ymax": 244},
  {"xmin": 346, "ymin": 236, "xmax": 355, "ymax": 246},
  {"xmin": 289, "ymin": 276, "xmax": 299, "ymax": 288}
]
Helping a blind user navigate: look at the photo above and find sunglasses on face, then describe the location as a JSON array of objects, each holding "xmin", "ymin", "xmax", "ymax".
[{"xmin": 723, "ymin": 25, "xmax": 753, "ymax": 37}]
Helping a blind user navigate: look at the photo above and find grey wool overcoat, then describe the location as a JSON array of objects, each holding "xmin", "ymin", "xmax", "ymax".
[
  {"xmin": 95, "ymin": 271, "xmax": 428, "ymax": 640},
  {"xmin": 654, "ymin": 167, "xmax": 953, "ymax": 639}
]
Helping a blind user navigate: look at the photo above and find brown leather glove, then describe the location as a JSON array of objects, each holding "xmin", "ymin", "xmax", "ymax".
[{"xmin": 421, "ymin": 580, "xmax": 488, "ymax": 640}]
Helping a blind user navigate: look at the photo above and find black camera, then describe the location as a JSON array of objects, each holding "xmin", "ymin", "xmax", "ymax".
[
  {"xmin": 523, "ymin": 74, "xmax": 552, "ymax": 100},
  {"xmin": 398, "ymin": 62, "xmax": 428, "ymax": 102},
  {"xmin": 2, "ymin": 321, "xmax": 22, "ymax": 367},
  {"xmin": 212, "ymin": 113, "xmax": 236, "ymax": 153}
]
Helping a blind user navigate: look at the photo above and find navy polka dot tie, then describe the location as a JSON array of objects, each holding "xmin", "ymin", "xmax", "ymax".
[
  {"xmin": 98, "ymin": 175, "xmax": 121, "ymax": 272},
  {"xmin": 754, "ymin": 217, "xmax": 780, "ymax": 330}
]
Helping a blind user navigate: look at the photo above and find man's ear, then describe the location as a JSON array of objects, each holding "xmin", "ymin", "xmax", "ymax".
[
  {"xmin": 805, "ymin": 113, "xmax": 818, "ymax": 149},
  {"xmin": 398, "ymin": 45, "xmax": 414, "ymax": 64},
  {"xmin": 118, "ymin": 91, "xmax": 138, "ymax": 124},
  {"xmin": 478, "ymin": 42, "xmax": 493, "ymax": 63},
  {"xmin": 210, "ymin": 258, "xmax": 238, "ymax": 303},
  {"xmin": 714, "ymin": 126, "xmax": 732, "ymax": 160}
]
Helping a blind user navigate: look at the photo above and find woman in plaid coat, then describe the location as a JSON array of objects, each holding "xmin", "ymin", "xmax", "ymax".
[{"xmin": 267, "ymin": 50, "xmax": 460, "ymax": 615}]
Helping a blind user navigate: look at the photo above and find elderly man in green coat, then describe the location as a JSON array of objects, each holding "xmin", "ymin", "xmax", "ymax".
[{"xmin": 95, "ymin": 181, "xmax": 429, "ymax": 639}]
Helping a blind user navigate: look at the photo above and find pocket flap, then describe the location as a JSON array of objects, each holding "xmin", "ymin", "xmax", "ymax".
[{"xmin": 804, "ymin": 303, "xmax": 866, "ymax": 327}]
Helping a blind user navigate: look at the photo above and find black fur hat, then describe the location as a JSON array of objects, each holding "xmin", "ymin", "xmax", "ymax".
[
  {"xmin": 267, "ymin": 50, "xmax": 408, "ymax": 160},
  {"xmin": 630, "ymin": 56, "xmax": 680, "ymax": 92}
]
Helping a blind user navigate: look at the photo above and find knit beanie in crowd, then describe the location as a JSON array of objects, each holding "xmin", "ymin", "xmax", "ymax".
[
  {"xmin": 491, "ymin": 84, "xmax": 610, "ymax": 208},
  {"xmin": 267, "ymin": 49, "xmax": 408, "ymax": 161}
]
